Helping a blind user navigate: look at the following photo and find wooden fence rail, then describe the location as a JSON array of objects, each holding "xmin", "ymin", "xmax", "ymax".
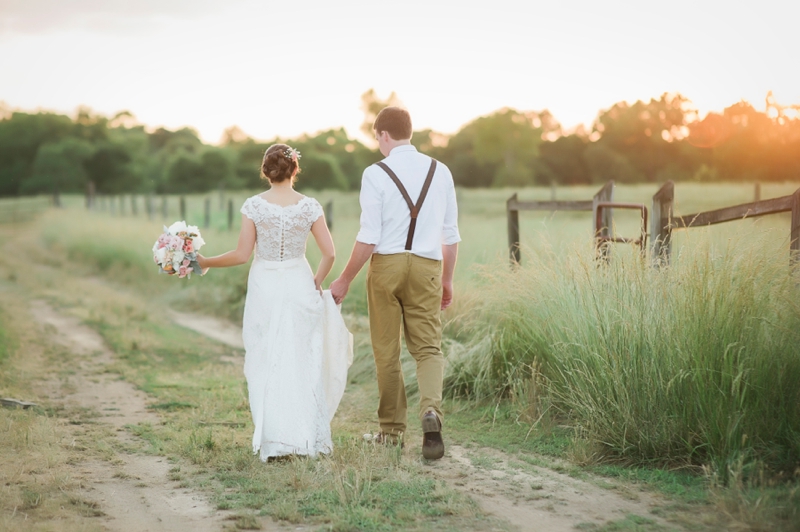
[
  {"xmin": 507, "ymin": 181, "xmax": 614, "ymax": 264},
  {"xmin": 652, "ymin": 181, "xmax": 800, "ymax": 266},
  {"xmin": 0, "ymin": 197, "xmax": 52, "ymax": 224},
  {"xmin": 510, "ymin": 181, "xmax": 800, "ymax": 268}
]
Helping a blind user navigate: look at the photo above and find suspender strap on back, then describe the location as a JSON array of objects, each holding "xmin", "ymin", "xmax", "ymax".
[{"xmin": 376, "ymin": 158, "xmax": 438, "ymax": 251}]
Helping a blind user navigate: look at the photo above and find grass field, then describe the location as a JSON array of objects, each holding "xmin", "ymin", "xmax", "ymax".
[{"xmin": 2, "ymin": 182, "xmax": 800, "ymax": 531}]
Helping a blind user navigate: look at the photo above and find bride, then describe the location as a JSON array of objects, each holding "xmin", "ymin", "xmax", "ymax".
[{"xmin": 197, "ymin": 144, "xmax": 353, "ymax": 460}]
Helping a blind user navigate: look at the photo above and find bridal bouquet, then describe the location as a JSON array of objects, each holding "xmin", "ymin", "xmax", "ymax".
[{"xmin": 152, "ymin": 221, "xmax": 206, "ymax": 278}]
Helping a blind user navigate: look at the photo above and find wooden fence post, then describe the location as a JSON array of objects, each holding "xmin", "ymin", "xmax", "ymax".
[
  {"xmin": 119, "ymin": 195, "xmax": 125, "ymax": 216},
  {"xmin": 161, "ymin": 196, "xmax": 168, "ymax": 219},
  {"xmin": 791, "ymin": 188, "xmax": 800, "ymax": 266},
  {"xmin": 507, "ymin": 193, "xmax": 520, "ymax": 265},
  {"xmin": 131, "ymin": 195, "xmax": 138, "ymax": 216},
  {"xmin": 204, "ymin": 198, "xmax": 210, "ymax": 228},
  {"xmin": 228, "ymin": 199, "xmax": 234, "ymax": 231},
  {"xmin": 110, "ymin": 196, "xmax": 116, "ymax": 216},
  {"xmin": 179, "ymin": 196, "xmax": 186, "ymax": 221},
  {"xmin": 592, "ymin": 181, "xmax": 614, "ymax": 262},
  {"xmin": 86, "ymin": 181, "xmax": 95, "ymax": 210},
  {"xmin": 325, "ymin": 200, "xmax": 333, "ymax": 230},
  {"xmin": 651, "ymin": 181, "xmax": 675, "ymax": 267}
]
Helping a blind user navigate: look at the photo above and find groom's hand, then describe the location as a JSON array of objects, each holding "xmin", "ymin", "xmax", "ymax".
[
  {"xmin": 441, "ymin": 280, "xmax": 453, "ymax": 310},
  {"xmin": 330, "ymin": 277, "xmax": 350, "ymax": 305}
]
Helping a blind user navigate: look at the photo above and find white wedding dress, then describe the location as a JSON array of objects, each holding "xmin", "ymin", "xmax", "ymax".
[{"xmin": 240, "ymin": 194, "xmax": 353, "ymax": 461}]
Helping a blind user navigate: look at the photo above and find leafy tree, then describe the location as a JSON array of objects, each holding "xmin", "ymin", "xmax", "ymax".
[
  {"xmin": 591, "ymin": 93, "xmax": 693, "ymax": 182},
  {"xmin": 21, "ymin": 138, "xmax": 95, "ymax": 194},
  {"xmin": 196, "ymin": 149, "xmax": 234, "ymax": 192},
  {"xmin": 411, "ymin": 129, "xmax": 448, "ymax": 160},
  {"xmin": 712, "ymin": 101, "xmax": 800, "ymax": 182},
  {"xmin": 163, "ymin": 153, "xmax": 202, "ymax": 194},
  {"xmin": 0, "ymin": 112, "xmax": 73, "ymax": 195},
  {"xmin": 108, "ymin": 123, "xmax": 155, "ymax": 192},
  {"xmin": 537, "ymin": 134, "xmax": 591, "ymax": 185},
  {"xmin": 296, "ymin": 152, "xmax": 349, "ymax": 191},
  {"xmin": 583, "ymin": 143, "xmax": 642, "ymax": 183},
  {"xmin": 441, "ymin": 108, "xmax": 555, "ymax": 187},
  {"xmin": 291, "ymin": 128, "xmax": 378, "ymax": 191},
  {"xmin": 83, "ymin": 143, "xmax": 134, "ymax": 194},
  {"xmin": 148, "ymin": 126, "xmax": 203, "ymax": 155},
  {"xmin": 73, "ymin": 106, "xmax": 109, "ymax": 143},
  {"xmin": 229, "ymin": 140, "xmax": 270, "ymax": 189},
  {"xmin": 3, "ymin": 93, "xmax": 800, "ymax": 198}
]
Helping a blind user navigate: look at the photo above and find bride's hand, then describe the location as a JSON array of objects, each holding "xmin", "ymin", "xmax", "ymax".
[
  {"xmin": 197, "ymin": 254, "xmax": 210, "ymax": 276},
  {"xmin": 314, "ymin": 278, "xmax": 323, "ymax": 297}
]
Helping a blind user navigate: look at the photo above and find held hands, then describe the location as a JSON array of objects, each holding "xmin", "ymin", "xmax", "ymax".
[{"xmin": 329, "ymin": 277, "xmax": 349, "ymax": 305}]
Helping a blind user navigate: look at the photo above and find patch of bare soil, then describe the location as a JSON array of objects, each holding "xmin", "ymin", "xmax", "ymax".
[
  {"xmin": 171, "ymin": 310, "xmax": 244, "ymax": 351},
  {"xmin": 427, "ymin": 444, "xmax": 675, "ymax": 531},
  {"xmin": 30, "ymin": 301, "xmax": 280, "ymax": 532}
]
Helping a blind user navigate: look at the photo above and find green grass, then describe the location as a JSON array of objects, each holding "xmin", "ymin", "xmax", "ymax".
[
  {"xmin": 24, "ymin": 186, "xmax": 800, "ymax": 479},
  {"xmin": 7, "ymin": 183, "xmax": 800, "ymax": 530},
  {"xmin": 0, "ymin": 309, "xmax": 10, "ymax": 366},
  {"xmin": 444, "ymin": 229, "xmax": 800, "ymax": 479}
]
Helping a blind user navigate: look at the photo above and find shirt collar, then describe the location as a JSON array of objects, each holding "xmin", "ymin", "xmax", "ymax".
[{"xmin": 388, "ymin": 145, "xmax": 418, "ymax": 156}]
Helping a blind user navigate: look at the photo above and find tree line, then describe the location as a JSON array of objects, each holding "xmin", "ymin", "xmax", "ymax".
[{"xmin": 1, "ymin": 91, "xmax": 799, "ymax": 198}]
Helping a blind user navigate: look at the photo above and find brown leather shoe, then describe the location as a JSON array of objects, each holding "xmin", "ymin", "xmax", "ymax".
[{"xmin": 421, "ymin": 411, "xmax": 444, "ymax": 460}]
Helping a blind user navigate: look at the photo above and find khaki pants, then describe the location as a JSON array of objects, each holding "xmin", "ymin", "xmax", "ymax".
[{"xmin": 367, "ymin": 252, "xmax": 444, "ymax": 437}]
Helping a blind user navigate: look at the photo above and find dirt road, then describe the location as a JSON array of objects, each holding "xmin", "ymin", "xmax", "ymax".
[{"xmin": 31, "ymin": 300, "xmax": 296, "ymax": 532}]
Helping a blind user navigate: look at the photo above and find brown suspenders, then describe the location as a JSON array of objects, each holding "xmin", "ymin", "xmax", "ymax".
[{"xmin": 375, "ymin": 159, "xmax": 438, "ymax": 251}]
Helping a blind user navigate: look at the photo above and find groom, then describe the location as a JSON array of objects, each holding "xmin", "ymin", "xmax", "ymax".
[{"xmin": 330, "ymin": 106, "xmax": 460, "ymax": 460}]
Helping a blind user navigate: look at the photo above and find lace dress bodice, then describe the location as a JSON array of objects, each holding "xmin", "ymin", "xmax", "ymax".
[{"xmin": 241, "ymin": 195, "xmax": 324, "ymax": 262}]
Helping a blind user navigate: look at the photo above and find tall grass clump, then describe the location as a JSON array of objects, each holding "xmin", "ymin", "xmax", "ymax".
[{"xmin": 445, "ymin": 230, "xmax": 800, "ymax": 476}]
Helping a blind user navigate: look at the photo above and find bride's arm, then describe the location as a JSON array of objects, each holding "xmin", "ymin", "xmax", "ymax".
[
  {"xmin": 197, "ymin": 215, "xmax": 256, "ymax": 269},
  {"xmin": 310, "ymin": 215, "xmax": 335, "ymax": 291}
]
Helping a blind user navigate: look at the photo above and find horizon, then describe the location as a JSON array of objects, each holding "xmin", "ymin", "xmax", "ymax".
[
  {"xmin": 1, "ymin": 0, "xmax": 797, "ymax": 145},
  {"xmin": 0, "ymin": 88, "xmax": 789, "ymax": 148}
]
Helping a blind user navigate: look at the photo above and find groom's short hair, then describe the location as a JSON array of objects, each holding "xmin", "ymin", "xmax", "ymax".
[{"xmin": 374, "ymin": 107, "xmax": 412, "ymax": 141}]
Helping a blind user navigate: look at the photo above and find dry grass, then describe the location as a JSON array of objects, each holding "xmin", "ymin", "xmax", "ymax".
[{"xmin": 0, "ymin": 281, "xmax": 107, "ymax": 532}]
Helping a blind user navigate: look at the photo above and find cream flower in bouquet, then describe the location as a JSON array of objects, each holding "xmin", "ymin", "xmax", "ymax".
[{"xmin": 152, "ymin": 221, "xmax": 206, "ymax": 278}]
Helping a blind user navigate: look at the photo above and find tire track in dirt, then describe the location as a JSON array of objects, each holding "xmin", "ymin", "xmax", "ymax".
[
  {"xmin": 172, "ymin": 309, "xmax": 680, "ymax": 532},
  {"xmin": 31, "ymin": 301, "xmax": 282, "ymax": 532}
]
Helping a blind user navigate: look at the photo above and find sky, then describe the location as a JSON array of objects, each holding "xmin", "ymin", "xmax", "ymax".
[{"xmin": 0, "ymin": 0, "xmax": 797, "ymax": 145}]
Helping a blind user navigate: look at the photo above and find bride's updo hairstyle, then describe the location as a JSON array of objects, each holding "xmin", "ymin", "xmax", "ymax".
[{"xmin": 261, "ymin": 144, "xmax": 301, "ymax": 183}]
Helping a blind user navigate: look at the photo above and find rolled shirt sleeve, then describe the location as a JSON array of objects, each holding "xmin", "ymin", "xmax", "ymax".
[
  {"xmin": 441, "ymin": 169, "xmax": 461, "ymax": 246},
  {"xmin": 355, "ymin": 168, "xmax": 383, "ymax": 245}
]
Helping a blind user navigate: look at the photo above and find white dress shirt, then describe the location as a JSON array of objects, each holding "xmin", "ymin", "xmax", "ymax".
[{"xmin": 356, "ymin": 145, "xmax": 461, "ymax": 261}]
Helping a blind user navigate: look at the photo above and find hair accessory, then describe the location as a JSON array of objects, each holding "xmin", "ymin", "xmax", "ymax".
[{"xmin": 284, "ymin": 147, "xmax": 301, "ymax": 162}]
